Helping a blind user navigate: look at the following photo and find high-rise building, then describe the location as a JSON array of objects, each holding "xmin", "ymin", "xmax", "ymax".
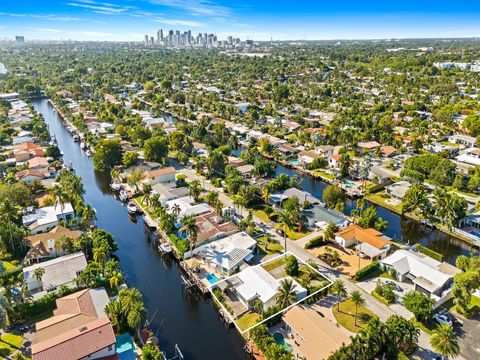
[
  {"xmin": 156, "ymin": 29, "xmax": 163, "ymax": 44},
  {"xmin": 15, "ymin": 36, "xmax": 25, "ymax": 43},
  {"xmin": 144, "ymin": 34, "xmax": 149, "ymax": 45},
  {"xmin": 150, "ymin": 36, "xmax": 154, "ymax": 45}
]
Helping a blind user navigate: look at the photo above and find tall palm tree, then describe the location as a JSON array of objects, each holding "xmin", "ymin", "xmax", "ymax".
[
  {"xmin": 359, "ymin": 317, "xmax": 385, "ymax": 357},
  {"xmin": 81, "ymin": 204, "xmax": 96, "ymax": 228},
  {"xmin": 127, "ymin": 302, "xmax": 147, "ymax": 331},
  {"xmin": 331, "ymin": 280, "xmax": 347, "ymax": 311},
  {"xmin": 189, "ymin": 180, "xmax": 201, "ymax": 200},
  {"xmin": 430, "ymin": 323, "xmax": 460, "ymax": 359},
  {"xmin": 33, "ymin": 267, "xmax": 45, "ymax": 284},
  {"xmin": 261, "ymin": 187, "xmax": 271, "ymax": 206},
  {"xmin": 350, "ymin": 290, "xmax": 366, "ymax": 327},
  {"xmin": 172, "ymin": 203, "xmax": 181, "ymax": 220},
  {"xmin": 180, "ymin": 214, "xmax": 199, "ymax": 255},
  {"xmin": 109, "ymin": 271, "xmax": 123, "ymax": 289},
  {"xmin": 0, "ymin": 199, "xmax": 21, "ymax": 252},
  {"xmin": 119, "ymin": 288, "xmax": 143, "ymax": 314},
  {"xmin": 276, "ymin": 278, "xmax": 297, "ymax": 309},
  {"xmin": 278, "ymin": 210, "xmax": 292, "ymax": 256},
  {"xmin": 105, "ymin": 300, "xmax": 122, "ymax": 332},
  {"xmin": 51, "ymin": 185, "xmax": 68, "ymax": 221},
  {"xmin": 93, "ymin": 246, "xmax": 108, "ymax": 269}
]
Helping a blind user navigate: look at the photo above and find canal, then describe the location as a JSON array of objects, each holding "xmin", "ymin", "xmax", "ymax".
[{"xmin": 32, "ymin": 98, "xmax": 247, "ymax": 360}]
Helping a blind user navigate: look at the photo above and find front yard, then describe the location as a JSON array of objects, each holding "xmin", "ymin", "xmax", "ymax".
[{"xmin": 332, "ymin": 298, "xmax": 377, "ymax": 333}]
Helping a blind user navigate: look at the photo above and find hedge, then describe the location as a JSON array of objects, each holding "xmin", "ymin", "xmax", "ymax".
[
  {"xmin": 354, "ymin": 261, "xmax": 379, "ymax": 281},
  {"xmin": 417, "ymin": 245, "xmax": 443, "ymax": 262},
  {"xmin": 304, "ymin": 235, "xmax": 324, "ymax": 249}
]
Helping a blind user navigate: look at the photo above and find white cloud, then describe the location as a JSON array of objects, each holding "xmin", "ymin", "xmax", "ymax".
[
  {"xmin": 147, "ymin": 0, "xmax": 231, "ymax": 17},
  {"xmin": 67, "ymin": 1, "xmax": 133, "ymax": 15},
  {"xmin": 152, "ymin": 18, "xmax": 204, "ymax": 27}
]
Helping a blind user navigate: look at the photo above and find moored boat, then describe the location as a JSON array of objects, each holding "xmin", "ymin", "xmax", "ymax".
[
  {"xmin": 159, "ymin": 242, "xmax": 172, "ymax": 253},
  {"xmin": 119, "ymin": 189, "xmax": 129, "ymax": 202},
  {"xmin": 85, "ymin": 149, "xmax": 92, "ymax": 157},
  {"xmin": 73, "ymin": 134, "xmax": 80, "ymax": 142},
  {"xmin": 127, "ymin": 201, "xmax": 138, "ymax": 214}
]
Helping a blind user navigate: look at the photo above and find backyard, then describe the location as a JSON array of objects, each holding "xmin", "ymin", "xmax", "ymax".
[{"xmin": 0, "ymin": 333, "xmax": 25, "ymax": 358}]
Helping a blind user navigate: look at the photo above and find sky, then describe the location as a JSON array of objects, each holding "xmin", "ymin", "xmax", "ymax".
[{"xmin": 1, "ymin": 0, "xmax": 480, "ymax": 41}]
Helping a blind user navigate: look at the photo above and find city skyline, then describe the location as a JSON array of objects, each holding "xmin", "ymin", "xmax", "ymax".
[{"xmin": 1, "ymin": 0, "xmax": 480, "ymax": 42}]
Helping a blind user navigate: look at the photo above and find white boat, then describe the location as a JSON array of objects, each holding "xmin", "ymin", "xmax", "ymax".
[
  {"xmin": 73, "ymin": 134, "xmax": 80, "ymax": 142},
  {"xmin": 159, "ymin": 243, "xmax": 172, "ymax": 253},
  {"xmin": 80, "ymin": 141, "xmax": 86, "ymax": 149},
  {"xmin": 119, "ymin": 190, "xmax": 129, "ymax": 202},
  {"xmin": 110, "ymin": 183, "xmax": 122, "ymax": 191},
  {"xmin": 127, "ymin": 201, "xmax": 138, "ymax": 214},
  {"xmin": 85, "ymin": 149, "xmax": 92, "ymax": 157}
]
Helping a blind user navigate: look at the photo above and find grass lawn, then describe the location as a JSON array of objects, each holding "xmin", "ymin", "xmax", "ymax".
[
  {"xmin": 312, "ymin": 169, "xmax": 335, "ymax": 180},
  {"xmin": 333, "ymin": 298, "xmax": 377, "ymax": 333},
  {"xmin": 237, "ymin": 311, "xmax": 260, "ymax": 331},
  {"xmin": 450, "ymin": 295, "xmax": 480, "ymax": 318},
  {"xmin": 366, "ymin": 191, "xmax": 402, "ymax": 213},
  {"xmin": 262, "ymin": 257, "xmax": 286, "ymax": 272},
  {"xmin": 371, "ymin": 291, "xmax": 393, "ymax": 306},
  {"xmin": 253, "ymin": 209, "xmax": 272, "ymax": 223},
  {"xmin": 0, "ymin": 333, "xmax": 24, "ymax": 357},
  {"xmin": 256, "ymin": 236, "xmax": 284, "ymax": 255},
  {"xmin": 275, "ymin": 224, "xmax": 311, "ymax": 240}
]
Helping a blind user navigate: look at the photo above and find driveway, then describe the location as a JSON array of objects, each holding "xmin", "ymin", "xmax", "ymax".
[{"xmin": 454, "ymin": 313, "xmax": 480, "ymax": 360}]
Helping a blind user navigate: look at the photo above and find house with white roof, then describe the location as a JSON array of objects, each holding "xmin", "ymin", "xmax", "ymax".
[
  {"xmin": 185, "ymin": 231, "xmax": 256, "ymax": 276},
  {"xmin": 166, "ymin": 196, "xmax": 211, "ymax": 226},
  {"xmin": 303, "ymin": 205, "xmax": 348, "ymax": 231},
  {"xmin": 23, "ymin": 252, "xmax": 87, "ymax": 299},
  {"xmin": 269, "ymin": 188, "xmax": 322, "ymax": 208},
  {"xmin": 380, "ymin": 249, "xmax": 461, "ymax": 306},
  {"xmin": 448, "ymin": 134, "xmax": 477, "ymax": 148},
  {"xmin": 227, "ymin": 265, "xmax": 307, "ymax": 310},
  {"xmin": 385, "ymin": 181, "xmax": 412, "ymax": 201},
  {"xmin": 456, "ymin": 147, "xmax": 480, "ymax": 167},
  {"xmin": 22, "ymin": 203, "xmax": 75, "ymax": 235},
  {"xmin": 152, "ymin": 183, "xmax": 190, "ymax": 205}
]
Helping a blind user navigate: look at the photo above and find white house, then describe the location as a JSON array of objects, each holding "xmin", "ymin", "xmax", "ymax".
[
  {"xmin": 381, "ymin": 249, "xmax": 461, "ymax": 307},
  {"xmin": 230, "ymin": 265, "xmax": 307, "ymax": 310},
  {"xmin": 166, "ymin": 196, "xmax": 211, "ymax": 225},
  {"xmin": 385, "ymin": 181, "xmax": 412, "ymax": 201},
  {"xmin": 152, "ymin": 183, "xmax": 190, "ymax": 205},
  {"xmin": 23, "ymin": 252, "xmax": 87, "ymax": 299},
  {"xmin": 448, "ymin": 134, "xmax": 477, "ymax": 148},
  {"xmin": 185, "ymin": 231, "xmax": 256, "ymax": 276},
  {"xmin": 303, "ymin": 205, "xmax": 348, "ymax": 231},
  {"xmin": 144, "ymin": 166, "xmax": 176, "ymax": 185},
  {"xmin": 22, "ymin": 203, "xmax": 75, "ymax": 235}
]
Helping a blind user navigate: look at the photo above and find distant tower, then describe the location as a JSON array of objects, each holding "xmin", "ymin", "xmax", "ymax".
[
  {"xmin": 144, "ymin": 34, "xmax": 149, "ymax": 45},
  {"xmin": 15, "ymin": 35, "xmax": 25, "ymax": 43}
]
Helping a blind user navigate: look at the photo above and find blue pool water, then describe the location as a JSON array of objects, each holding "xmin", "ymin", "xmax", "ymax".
[
  {"xmin": 469, "ymin": 230, "xmax": 480, "ymax": 238},
  {"xmin": 290, "ymin": 159, "xmax": 299, "ymax": 165},
  {"xmin": 206, "ymin": 272, "xmax": 219, "ymax": 284},
  {"xmin": 343, "ymin": 180, "xmax": 355, "ymax": 188},
  {"xmin": 116, "ymin": 333, "xmax": 136, "ymax": 360},
  {"xmin": 273, "ymin": 332, "xmax": 293, "ymax": 353}
]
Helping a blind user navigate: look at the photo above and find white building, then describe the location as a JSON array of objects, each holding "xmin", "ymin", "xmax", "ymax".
[
  {"xmin": 166, "ymin": 196, "xmax": 211, "ymax": 225},
  {"xmin": 22, "ymin": 203, "xmax": 75, "ymax": 235},
  {"xmin": 23, "ymin": 252, "xmax": 87, "ymax": 299},
  {"xmin": 381, "ymin": 249, "xmax": 461, "ymax": 307}
]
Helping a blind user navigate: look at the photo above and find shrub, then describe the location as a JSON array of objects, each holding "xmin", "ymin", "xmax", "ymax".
[
  {"xmin": 374, "ymin": 281, "xmax": 396, "ymax": 304},
  {"xmin": 354, "ymin": 261, "xmax": 379, "ymax": 281},
  {"xmin": 304, "ymin": 235, "xmax": 324, "ymax": 249},
  {"xmin": 169, "ymin": 234, "xmax": 189, "ymax": 256},
  {"xmin": 285, "ymin": 255, "xmax": 299, "ymax": 276},
  {"xmin": 416, "ymin": 245, "xmax": 443, "ymax": 262}
]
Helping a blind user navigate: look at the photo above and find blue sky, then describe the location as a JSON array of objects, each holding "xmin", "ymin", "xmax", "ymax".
[{"xmin": 1, "ymin": 1, "xmax": 480, "ymax": 41}]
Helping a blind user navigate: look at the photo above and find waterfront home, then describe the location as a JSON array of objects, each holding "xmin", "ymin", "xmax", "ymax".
[
  {"xmin": 367, "ymin": 165, "xmax": 391, "ymax": 185},
  {"xmin": 151, "ymin": 183, "xmax": 190, "ymax": 205},
  {"xmin": 31, "ymin": 288, "xmax": 115, "ymax": 360},
  {"xmin": 227, "ymin": 156, "xmax": 246, "ymax": 167},
  {"xmin": 12, "ymin": 134, "xmax": 34, "ymax": 145},
  {"xmin": 144, "ymin": 166, "xmax": 176, "ymax": 185},
  {"xmin": 13, "ymin": 142, "xmax": 45, "ymax": 162},
  {"xmin": 315, "ymin": 145, "xmax": 336, "ymax": 158},
  {"xmin": 380, "ymin": 249, "xmax": 461, "ymax": 307},
  {"xmin": 166, "ymin": 196, "xmax": 211, "ymax": 225},
  {"xmin": 23, "ymin": 226, "xmax": 82, "ymax": 265},
  {"xmin": 23, "ymin": 252, "xmax": 87, "ymax": 299},
  {"xmin": 282, "ymin": 304, "xmax": 350, "ymax": 360},
  {"xmin": 303, "ymin": 205, "xmax": 348, "ymax": 231},
  {"xmin": 357, "ymin": 141, "xmax": 381, "ymax": 153},
  {"xmin": 269, "ymin": 187, "xmax": 322, "ymax": 208},
  {"xmin": 27, "ymin": 156, "xmax": 50, "ymax": 170},
  {"xmin": 334, "ymin": 224, "xmax": 392, "ymax": 260},
  {"xmin": 465, "ymin": 210, "xmax": 480, "ymax": 233},
  {"xmin": 185, "ymin": 231, "xmax": 256, "ymax": 277},
  {"xmin": 275, "ymin": 143, "xmax": 300, "ymax": 159},
  {"xmin": 424, "ymin": 142, "xmax": 459, "ymax": 155},
  {"xmin": 194, "ymin": 211, "xmax": 239, "ymax": 245},
  {"xmin": 448, "ymin": 134, "xmax": 477, "ymax": 148},
  {"xmin": 297, "ymin": 150, "xmax": 321, "ymax": 167},
  {"xmin": 385, "ymin": 181, "xmax": 412, "ymax": 201},
  {"xmin": 226, "ymin": 265, "xmax": 307, "ymax": 310},
  {"xmin": 328, "ymin": 154, "xmax": 341, "ymax": 169},
  {"xmin": 22, "ymin": 203, "xmax": 75, "ymax": 235},
  {"xmin": 16, "ymin": 168, "xmax": 53, "ymax": 183}
]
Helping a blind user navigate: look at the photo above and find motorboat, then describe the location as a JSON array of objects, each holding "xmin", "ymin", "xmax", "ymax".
[
  {"xmin": 85, "ymin": 149, "xmax": 92, "ymax": 157},
  {"xmin": 119, "ymin": 189, "xmax": 129, "ymax": 202},
  {"xmin": 110, "ymin": 183, "xmax": 122, "ymax": 191},
  {"xmin": 127, "ymin": 201, "xmax": 138, "ymax": 214},
  {"xmin": 159, "ymin": 242, "xmax": 172, "ymax": 253},
  {"xmin": 73, "ymin": 134, "xmax": 80, "ymax": 142},
  {"xmin": 80, "ymin": 141, "xmax": 87, "ymax": 150}
]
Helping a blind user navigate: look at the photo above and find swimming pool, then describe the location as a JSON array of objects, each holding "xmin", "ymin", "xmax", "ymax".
[
  {"xmin": 343, "ymin": 180, "xmax": 355, "ymax": 188},
  {"xmin": 206, "ymin": 272, "xmax": 219, "ymax": 284},
  {"xmin": 290, "ymin": 159, "xmax": 299, "ymax": 165},
  {"xmin": 116, "ymin": 333, "xmax": 136, "ymax": 360},
  {"xmin": 273, "ymin": 332, "xmax": 293, "ymax": 353}
]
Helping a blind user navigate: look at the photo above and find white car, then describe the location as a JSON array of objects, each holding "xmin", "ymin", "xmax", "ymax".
[{"xmin": 433, "ymin": 313, "xmax": 453, "ymax": 327}]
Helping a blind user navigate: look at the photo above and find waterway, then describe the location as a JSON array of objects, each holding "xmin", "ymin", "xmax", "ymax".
[{"xmin": 32, "ymin": 98, "xmax": 247, "ymax": 360}]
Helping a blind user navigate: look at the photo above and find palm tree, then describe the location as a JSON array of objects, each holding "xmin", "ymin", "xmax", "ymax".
[
  {"xmin": 172, "ymin": 203, "xmax": 181, "ymax": 220},
  {"xmin": 189, "ymin": 180, "xmax": 201, "ymax": 200},
  {"xmin": 119, "ymin": 288, "xmax": 143, "ymax": 314},
  {"xmin": 105, "ymin": 300, "xmax": 122, "ymax": 332},
  {"xmin": 261, "ymin": 187, "xmax": 271, "ymax": 205},
  {"xmin": 33, "ymin": 267, "xmax": 45, "ymax": 284},
  {"xmin": 430, "ymin": 323, "xmax": 460, "ymax": 359},
  {"xmin": 180, "ymin": 214, "xmax": 199, "ymax": 255},
  {"xmin": 109, "ymin": 271, "xmax": 123, "ymax": 289},
  {"xmin": 127, "ymin": 302, "xmax": 147, "ymax": 331},
  {"xmin": 331, "ymin": 280, "xmax": 347, "ymax": 311},
  {"xmin": 350, "ymin": 290, "xmax": 366, "ymax": 327},
  {"xmin": 93, "ymin": 246, "xmax": 108, "ymax": 269},
  {"xmin": 51, "ymin": 185, "xmax": 67, "ymax": 220},
  {"xmin": 81, "ymin": 204, "xmax": 96, "ymax": 228},
  {"xmin": 276, "ymin": 278, "xmax": 297, "ymax": 309},
  {"xmin": 359, "ymin": 317, "xmax": 385, "ymax": 356},
  {"xmin": 278, "ymin": 210, "xmax": 292, "ymax": 256},
  {"xmin": 0, "ymin": 199, "xmax": 21, "ymax": 252}
]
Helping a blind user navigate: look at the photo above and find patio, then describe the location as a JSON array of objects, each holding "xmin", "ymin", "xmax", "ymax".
[{"xmin": 224, "ymin": 289, "xmax": 249, "ymax": 319}]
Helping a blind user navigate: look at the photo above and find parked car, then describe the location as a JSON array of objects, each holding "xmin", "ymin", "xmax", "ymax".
[
  {"xmin": 433, "ymin": 313, "xmax": 453, "ymax": 327},
  {"xmin": 384, "ymin": 280, "xmax": 403, "ymax": 292}
]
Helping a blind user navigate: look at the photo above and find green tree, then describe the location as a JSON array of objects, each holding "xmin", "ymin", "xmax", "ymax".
[
  {"xmin": 323, "ymin": 185, "xmax": 345, "ymax": 209},
  {"xmin": 402, "ymin": 291, "xmax": 434, "ymax": 323},
  {"xmin": 143, "ymin": 136, "xmax": 168, "ymax": 164},
  {"xmin": 350, "ymin": 290, "xmax": 366, "ymax": 326},
  {"xmin": 276, "ymin": 278, "xmax": 296, "ymax": 309},
  {"xmin": 430, "ymin": 323, "xmax": 460, "ymax": 359},
  {"xmin": 330, "ymin": 280, "xmax": 347, "ymax": 311},
  {"xmin": 142, "ymin": 343, "xmax": 162, "ymax": 360},
  {"xmin": 285, "ymin": 255, "xmax": 299, "ymax": 276},
  {"xmin": 180, "ymin": 214, "xmax": 200, "ymax": 255},
  {"xmin": 93, "ymin": 138, "xmax": 123, "ymax": 171},
  {"xmin": 122, "ymin": 151, "xmax": 139, "ymax": 168}
]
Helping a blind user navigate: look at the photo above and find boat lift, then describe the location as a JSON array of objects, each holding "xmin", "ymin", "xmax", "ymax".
[{"xmin": 161, "ymin": 344, "xmax": 184, "ymax": 360}]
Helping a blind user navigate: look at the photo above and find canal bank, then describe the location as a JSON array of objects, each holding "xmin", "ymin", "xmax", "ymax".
[{"xmin": 32, "ymin": 98, "xmax": 247, "ymax": 360}]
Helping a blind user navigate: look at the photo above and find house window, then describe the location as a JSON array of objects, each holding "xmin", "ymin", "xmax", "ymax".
[{"xmin": 108, "ymin": 345, "xmax": 113, "ymax": 351}]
